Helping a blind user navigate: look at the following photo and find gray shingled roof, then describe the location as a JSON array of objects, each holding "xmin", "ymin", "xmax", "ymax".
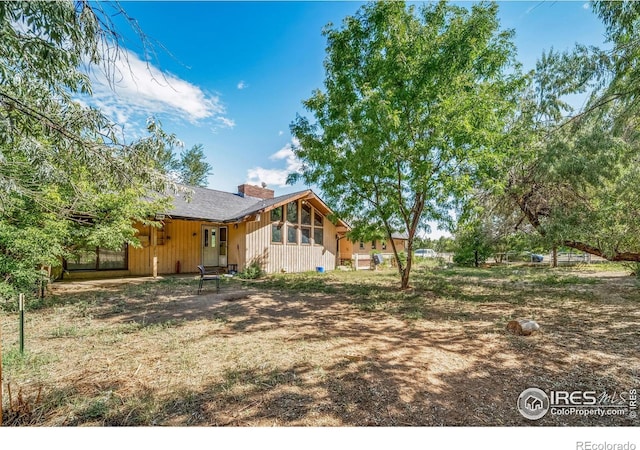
[{"xmin": 163, "ymin": 186, "xmax": 309, "ymax": 222}]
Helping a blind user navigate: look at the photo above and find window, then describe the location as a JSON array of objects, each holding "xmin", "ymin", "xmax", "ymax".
[
  {"xmin": 359, "ymin": 241, "xmax": 365, "ymax": 250},
  {"xmin": 272, "ymin": 200, "xmax": 325, "ymax": 247},
  {"xmin": 382, "ymin": 241, "xmax": 387, "ymax": 250},
  {"xmin": 67, "ymin": 249, "xmax": 97, "ymax": 271},
  {"xmin": 66, "ymin": 245, "xmax": 127, "ymax": 271},
  {"xmin": 312, "ymin": 212, "xmax": 323, "ymax": 246},
  {"xmin": 301, "ymin": 227, "xmax": 311, "ymax": 244},
  {"xmin": 271, "ymin": 206, "xmax": 284, "ymax": 243},
  {"xmin": 272, "ymin": 224, "xmax": 283, "ymax": 243},
  {"xmin": 99, "ymin": 247, "xmax": 128, "ymax": 270},
  {"xmin": 301, "ymin": 203, "xmax": 311, "ymax": 225},
  {"xmin": 371, "ymin": 240, "xmax": 377, "ymax": 249},
  {"xmin": 287, "ymin": 226, "xmax": 298, "ymax": 244},
  {"xmin": 286, "ymin": 201, "xmax": 298, "ymax": 223},
  {"xmin": 271, "ymin": 206, "xmax": 283, "ymax": 222}
]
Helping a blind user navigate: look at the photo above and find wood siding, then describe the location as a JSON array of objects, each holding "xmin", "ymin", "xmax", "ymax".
[
  {"xmin": 127, "ymin": 215, "xmax": 335, "ymax": 276},
  {"xmin": 346, "ymin": 238, "xmax": 407, "ymax": 257},
  {"xmin": 229, "ymin": 221, "xmax": 246, "ymax": 271},
  {"xmin": 129, "ymin": 220, "xmax": 203, "ymax": 275},
  {"xmin": 128, "ymin": 220, "xmax": 243, "ymax": 275},
  {"xmin": 245, "ymin": 211, "xmax": 338, "ymax": 274}
]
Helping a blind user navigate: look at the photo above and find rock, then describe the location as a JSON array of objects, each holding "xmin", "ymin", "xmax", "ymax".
[{"xmin": 506, "ymin": 319, "xmax": 540, "ymax": 336}]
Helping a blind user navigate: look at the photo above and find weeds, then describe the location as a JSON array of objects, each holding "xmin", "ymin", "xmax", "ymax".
[
  {"xmin": 2, "ymin": 383, "xmax": 44, "ymax": 425},
  {"xmin": 1, "ymin": 263, "xmax": 638, "ymax": 426}
]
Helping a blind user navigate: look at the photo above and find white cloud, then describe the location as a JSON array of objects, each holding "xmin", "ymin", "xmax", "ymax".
[
  {"xmin": 582, "ymin": 2, "xmax": 590, "ymax": 10},
  {"xmin": 246, "ymin": 139, "xmax": 303, "ymax": 188},
  {"xmin": 270, "ymin": 138, "xmax": 303, "ymax": 173},
  {"xmin": 278, "ymin": 130, "xmax": 284, "ymax": 136},
  {"xmin": 237, "ymin": 80, "xmax": 248, "ymax": 90},
  {"xmin": 246, "ymin": 167, "xmax": 291, "ymax": 188},
  {"xmin": 85, "ymin": 48, "xmax": 234, "ymax": 128},
  {"xmin": 218, "ymin": 117, "xmax": 236, "ymax": 128}
]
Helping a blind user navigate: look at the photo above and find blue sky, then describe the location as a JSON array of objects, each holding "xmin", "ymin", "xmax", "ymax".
[{"xmin": 85, "ymin": 1, "xmax": 608, "ymax": 237}]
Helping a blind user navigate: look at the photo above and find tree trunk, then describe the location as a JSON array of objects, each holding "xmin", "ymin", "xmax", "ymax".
[
  {"xmin": 551, "ymin": 246, "xmax": 557, "ymax": 268},
  {"xmin": 401, "ymin": 267, "xmax": 410, "ymax": 290},
  {"xmin": 563, "ymin": 240, "xmax": 640, "ymax": 262},
  {"xmin": 474, "ymin": 249, "xmax": 479, "ymax": 268},
  {"xmin": 0, "ymin": 313, "xmax": 2, "ymax": 426},
  {"xmin": 514, "ymin": 194, "xmax": 640, "ymax": 262}
]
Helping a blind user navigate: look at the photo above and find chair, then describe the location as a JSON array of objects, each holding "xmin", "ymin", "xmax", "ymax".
[{"xmin": 197, "ymin": 265, "xmax": 220, "ymax": 294}]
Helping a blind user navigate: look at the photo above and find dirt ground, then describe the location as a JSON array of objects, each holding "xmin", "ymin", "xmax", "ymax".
[{"xmin": 1, "ymin": 265, "xmax": 639, "ymax": 426}]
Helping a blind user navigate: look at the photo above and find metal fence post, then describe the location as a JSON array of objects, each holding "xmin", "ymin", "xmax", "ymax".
[
  {"xmin": 1, "ymin": 299, "xmax": 3, "ymax": 426},
  {"xmin": 19, "ymin": 293, "xmax": 24, "ymax": 354}
]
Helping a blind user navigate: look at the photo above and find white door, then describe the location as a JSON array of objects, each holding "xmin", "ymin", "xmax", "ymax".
[{"xmin": 202, "ymin": 226, "xmax": 218, "ymax": 266}]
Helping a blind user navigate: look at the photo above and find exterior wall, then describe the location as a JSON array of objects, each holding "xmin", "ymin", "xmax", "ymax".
[
  {"xmin": 346, "ymin": 238, "xmax": 407, "ymax": 256},
  {"xmin": 228, "ymin": 221, "xmax": 247, "ymax": 271},
  {"xmin": 127, "ymin": 219, "xmax": 246, "ymax": 276},
  {"xmin": 244, "ymin": 210, "xmax": 338, "ymax": 274},
  {"xmin": 67, "ymin": 199, "xmax": 342, "ymax": 279},
  {"xmin": 129, "ymin": 220, "xmax": 204, "ymax": 275},
  {"xmin": 341, "ymin": 238, "xmax": 408, "ymax": 269}
]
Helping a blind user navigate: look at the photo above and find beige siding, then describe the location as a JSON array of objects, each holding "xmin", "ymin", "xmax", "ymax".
[
  {"xmin": 85, "ymin": 200, "xmax": 343, "ymax": 278},
  {"xmin": 228, "ymin": 222, "xmax": 246, "ymax": 271},
  {"xmin": 245, "ymin": 210, "xmax": 338, "ymax": 274},
  {"xmin": 340, "ymin": 238, "xmax": 408, "ymax": 270},
  {"xmin": 340, "ymin": 239, "xmax": 354, "ymax": 261},
  {"xmin": 348, "ymin": 238, "xmax": 407, "ymax": 256},
  {"xmin": 129, "ymin": 220, "xmax": 205, "ymax": 275}
]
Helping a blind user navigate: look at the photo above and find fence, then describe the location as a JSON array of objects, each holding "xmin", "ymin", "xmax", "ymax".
[{"xmin": 493, "ymin": 251, "xmax": 608, "ymax": 265}]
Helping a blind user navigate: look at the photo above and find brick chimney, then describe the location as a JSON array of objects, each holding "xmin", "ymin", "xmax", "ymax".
[{"xmin": 238, "ymin": 183, "xmax": 274, "ymax": 199}]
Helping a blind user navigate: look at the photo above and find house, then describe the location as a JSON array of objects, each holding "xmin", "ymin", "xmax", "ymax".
[
  {"xmin": 64, "ymin": 184, "xmax": 349, "ymax": 278},
  {"xmin": 525, "ymin": 395, "xmax": 543, "ymax": 411},
  {"xmin": 339, "ymin": 232, "xmax": 408, "ymax": 270}
]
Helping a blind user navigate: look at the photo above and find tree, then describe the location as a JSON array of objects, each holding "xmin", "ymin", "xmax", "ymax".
[
  {"xmin": 492, "ymin": 1, "xmax": 640, "ymax": 262},
  {"xmin": 290, "ymin": 1, "xmax": 522, "ymax": 288},
  {"xmin": 0, "ymin": 1, "xmax": 177, "ymax": 300},
  {"xmin": 452, "ymin": 221, "xmax": 493, "ymax": 268},
  {"xmin": 179, "ymin": 144, "xmax": 212, "ymax": 187},
  {"xmin": 136, "ymin": 120, "xmax": 212, "ymax": 187}
]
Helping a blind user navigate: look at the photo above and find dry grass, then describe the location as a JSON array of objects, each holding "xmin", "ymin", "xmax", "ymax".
[{"xmin": 1, "ymin": 262, "xmax": 639, "ymax": 426}]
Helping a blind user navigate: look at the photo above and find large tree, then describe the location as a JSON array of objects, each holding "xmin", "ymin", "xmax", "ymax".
[
  {"xmin": 0, "ymin": 1, "xmax": 178, "ymax": 299},
  {"xmin": 179, "ymin": 144, "xmax": 213, "ymax": 187},
  {"xmin": 137, "ymin": 120, "xmax": 212, "ymax": 187},
  {"xmin": 493, "ymin": 1, "xmax": 640, "ymax": 263},
  {"xmin": 290, "ymin": 1, "xmax": 522, "ymax": 288}
]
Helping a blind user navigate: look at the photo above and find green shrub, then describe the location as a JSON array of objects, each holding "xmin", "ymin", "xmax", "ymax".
[
  {"xmin": 396, "ymin": 251, "xmax": 407, "ymax": 268},
  {"xmin": 452, "ymin": 225, "xmax": 493, "ymax": 267},
  {"xmin": 238, "ymin": 261, "xmax": 264, "ymax": 279}
]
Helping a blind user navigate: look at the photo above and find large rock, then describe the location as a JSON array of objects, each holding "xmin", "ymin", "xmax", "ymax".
[{"xmin": 506, "ymin": 319, "xmax": 540, "ymax": 336}]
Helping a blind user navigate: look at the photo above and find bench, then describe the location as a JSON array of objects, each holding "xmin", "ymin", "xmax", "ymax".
[{"xmin": 197, "ymin": 265, "xmax": 220, "ymax": 294}]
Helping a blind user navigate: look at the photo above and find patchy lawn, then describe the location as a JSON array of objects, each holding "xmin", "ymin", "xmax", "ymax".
[{"xmin": 1, "ymin": 263, "xmax": 639, "ymax": 426}]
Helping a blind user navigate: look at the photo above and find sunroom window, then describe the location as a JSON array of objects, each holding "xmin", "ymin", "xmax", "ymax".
[{"xmin": 66, "ymin": 245, "xmax": 127, "ymax": 271}]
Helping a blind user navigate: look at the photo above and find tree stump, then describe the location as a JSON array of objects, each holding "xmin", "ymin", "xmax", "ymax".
[{"xmin": 506, "ymin": 319, "xmax": 540, "ymax": 336}]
